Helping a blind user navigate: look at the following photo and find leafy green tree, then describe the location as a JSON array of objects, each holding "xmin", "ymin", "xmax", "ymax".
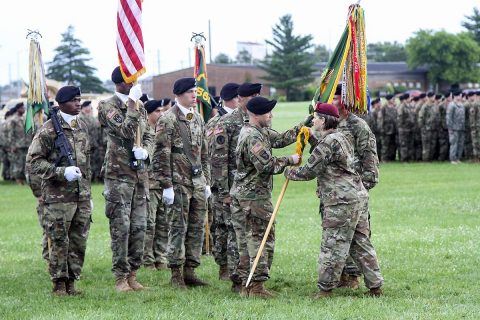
[
  {"xmin": 213, "ymin": 53, "xmax": 232, "ymax": 64},
  {"xmin": 312, "ymin": 44, "xmax": 330, "ymax": 63},
  {"xmin": 462, "ymin": 7, "xmax": 480, "ymax": 44},
  {"xmin": 367, "ymin": 41, "xmax": 406, "ymax": 62},
  {"xmin": 235, "ymin": 49, "xmax": 252, "ymax": 64},
  {"xmin": 406, "ymin": 30, "xmax": 480, "ymax": 87},
  {"xmin": 256, "ymin": 14, "xmax": 315, "ymax": 101},
  {"xmin": 47, "ymin": 25, "xmax": 106, "ymax": 93}
]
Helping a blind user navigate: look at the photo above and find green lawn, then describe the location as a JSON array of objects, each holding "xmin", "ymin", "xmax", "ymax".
[{"xmin": 0, "ymin": 102, "xmax": 479, "ymax": 319}]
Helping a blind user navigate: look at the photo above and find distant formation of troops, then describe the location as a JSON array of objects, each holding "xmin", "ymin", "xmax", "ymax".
[
  {"xmin": 363, "ymin": 90, "xmax": 480, "ymax": 164},
  {"xmin": 5, "ymin": 76, "xmax": 480, "ymax": 299}
]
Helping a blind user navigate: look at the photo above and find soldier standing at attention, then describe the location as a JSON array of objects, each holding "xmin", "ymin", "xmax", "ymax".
[
  {"xmin": 285, "ymin": 102, "xmax": 383, "ymax": 298},
  {"xmin": 463, "ymin": 92, "xmax": 475, "ymax": 160},
  {"xmin": 153, "ymin": 77, "xmax": 211, "ymax": 289},
  {"xmin": 206, "ymin": 82, "xmax": 240, "ymax": 281},
  {"xmin": 231, "ymin": 96, "xmax": 300, "ymax": 299},
  {"xmin": 98, "ymin": 67, "xmax": 154, "ymax": 292},
  {"xmin": 79, "ymin": 101, "xmax": 101, "ymax": 182},
  {"xmin": 333, "ymin": 86, "xmax": 380, "ymax": 289},
  {"xmin": 413, "ymin": 93, "xmax": 426, "ymax": 161},
  {"xmin": 446, "ymin": 91, "xmax": 466, "ymax": 164},
  {"xmin": 396, "ymin": 93, "xmax": 415, "ymax": 161},
  {"xmin": 143, "ymin": 100, "xmax": 171, "ymax": 270},
  {"xmin": 417, "ymin": 92, "xmax": 439, "ymax": 161},
  {"xmin": 370, "ymin": 98, "xmax": 382, "ymax": 161},
  {"xmin": 28, "ymin": 86, "xmax": 92, "ymax": 296},
  {"xmin": 436, "ymin": 93, "xmax": 450, "ymax": 161},
  {"xmin": 378, "ymin": 94, "xmax": 397, "ymax": 161},
  {"xmin": 6, "ymin": 102, "xmax": 31, "ymax": 184},
  {"xmin": 470, "ymin": 92, "xmax": 480, "ymax": 162}
]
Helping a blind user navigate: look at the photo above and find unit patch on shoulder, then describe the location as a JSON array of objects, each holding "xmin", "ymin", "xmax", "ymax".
[
  {"xmin": 113, "ymin": 114, "xmax": 123, "ymax": 124},
  {"xmin": 251, "ymin": 142, "xmax": 263, "ymax": 154}
]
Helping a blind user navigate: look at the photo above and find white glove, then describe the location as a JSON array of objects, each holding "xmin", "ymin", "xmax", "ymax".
[
  {"xmin": 90, "ymin": 199, "xmax": 94, "ymax": 210},
  {"xmin": 163, "ymin": 187, "xmax": 174, "ymax": 205},
  {"xmin": 128, "ymin": 84, "xmax": 143, "ymax": 102},
  {"xmin": 132, "ymin": 147, "xmax": 149, "ymax": 160},
  {"xmin": 64, "ymin": 166, "xmax": 82, "ymax": 182},
  {"xmin": 205, "ymin": 185, "xmax": 212, "ymax": 199}
]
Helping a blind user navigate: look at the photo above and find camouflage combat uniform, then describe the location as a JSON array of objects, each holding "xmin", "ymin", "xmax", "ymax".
[
  {"xmin": 285, "ymin": 130, "xmax": 383, "ymax": 292},
  {"xmin": 28, "ymin": 115, "xmax": 92, "ymax": 282},
  {"xmin": 98, "ymin": 95, "xmax": 154, "ymax": 281},
  {"xmin": 412, "ymin": 101, "xmax": 423, "ymax": 161},
  {"xmin": 469, "ymin": 97, "xmax": 480, "ymax": 161},
  {"xmin": 378, "ymin": 102, "xmax": 397, "ymax": 161},
  {"xmin": 463, "ymin": 99, "xmax": 473, "ymax": 160},
  {"xmin": 418, "ymin": 100, "xmax": 439, "ymax": 161},
  {"xmin": 396, "ymin": 99, "xmax": 415, "ymax": 161},
  {"xmin": 230, "ymin": 122, "xmax": 299, "ymax": 285},
  {"xmin": 446, "ymin": 100, "xmax": 465, "ymax": 162},
  {"xmin": 6, "ymin": 112, "xmax": 31, "ymax": 180},
  {"xmin": 437, "ymin": 99, "xmax": 450, "ymax": 161},
  {"xmin": 79, "ymin": 113, "xmax": 101, "ymax": 181},
  {"xmin": 153, "ymin": 105, "xmax": 210, "ymax": 270},
  {"xmin": 0, "ymin": 117, "xmax": 12, "ymax": 180}
]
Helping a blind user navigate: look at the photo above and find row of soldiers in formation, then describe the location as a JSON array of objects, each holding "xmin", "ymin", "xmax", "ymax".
[
  {"xmin": 17, "ymin": 67, "xmax": 385, "ymax": 299},
  {"xmin": 363, "ymin": 90, "xmax": 480, "ymax": 164}
]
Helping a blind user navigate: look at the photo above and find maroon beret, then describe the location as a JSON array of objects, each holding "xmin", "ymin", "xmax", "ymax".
[{"xmin": 314, "ymin": 102, "xmax": 339, "ymax": 118}]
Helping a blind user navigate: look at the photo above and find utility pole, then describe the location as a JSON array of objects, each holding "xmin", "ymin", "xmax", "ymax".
[{"xmin": 208, "ymin": 20, "xmax": 212, "ymax": 64}]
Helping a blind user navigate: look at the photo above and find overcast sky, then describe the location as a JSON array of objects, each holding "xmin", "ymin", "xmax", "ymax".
[{"xmin": 0, "ymin": 0, "xmax": 478, "ymax": 86}]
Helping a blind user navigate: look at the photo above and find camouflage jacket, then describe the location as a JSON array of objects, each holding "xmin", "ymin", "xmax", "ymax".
[
  {"xmin": 378, "ymin": 104, "xmax": 397, "ymax": 135},
  {"xmin": 285, "ymin": 130, "xmax": 367, "ymax": 206},
  {"xmin": 152, "ymin": 105, "xmax": 210, "ymax": 189},
  {"xmin": 78, "ymin": 113, "xmax": 100, "ymax": 152},
  {"xmin": 397, "ymin": 102, "xmax": 415, "ymax": 131},
  {"xmin": 437, "ymin": 101, "xmax": 449, "ymax": 131},
  {"xmin": 231, "ymin": 123, "xmax": 296, "ymax": 201},
  {"xmin": 28, "ymin": 116, "xmax": 91, "ymax": 203},
  {"xmin": 446, "ymin": 102, "xmax": 465, "ymax": 131},
  {"xmin": 98, "ymin": 95, "xmax": 154, "ymax": 183},
  {"xmin": 469, "ymin": 101, "xmax": 480, "ymax": 129},
  {"xmin": 337, "ymin": 113, "xmax": 379, "ymax": 190},
  {"xmin": 206, "ymin": 113, "xmax": 229, "ymax": 196},
  {"xmin": 6, "ymin": 114, "xmax": 32, "ymax": 150},
  {"xmin": 417, "ymin": 102, "xmax": 439, "ymax": 131}
]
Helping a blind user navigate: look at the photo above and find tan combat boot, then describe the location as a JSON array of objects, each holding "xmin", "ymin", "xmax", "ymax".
[
  {"xmin": 127, "ymin": 271, "xmax": 145, "ymax": 291},
  {"xmin": 170, "ymin": 267, "xmax": 187, "ymax": 289},
  {"xmin": 52, "ymin": 279, "xmax": 68, "ymax": 296},
  {"xmin": 248, "ymin": 281, "xmax": 273, "ymax": 299},
  {"xmin": 313, "ymin": 290, "xmax": 333, "ymax": 299},
  {"xmin": 337, "ymin": 273, "xmax": 360, "ymax": 289},
  {"xmin": 364, "ymin": 287, "xmax": 383, "ymax": 297},
  {"xmin": 66, "ymin": 278, "xmax": 82, "ymax": 295},
  {"xmin": 115, "ymin": 277, "xmax": 133, "ymax": 292},
  {"xmin": 239, "ymin": 283, "xmax": 249, "ymax": 297},
  {"xmin": 183, "ymin": 266, "xmax": 209, "ymax": 287},
  {"xmin": 218, "ymin": 265, "xmax": 230, "ymax": 281}
]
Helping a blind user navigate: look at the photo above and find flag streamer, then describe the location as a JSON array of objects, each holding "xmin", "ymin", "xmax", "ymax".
[{"xmin": 192, "ymin": 34, "xmax": 212, "ymax": 122}]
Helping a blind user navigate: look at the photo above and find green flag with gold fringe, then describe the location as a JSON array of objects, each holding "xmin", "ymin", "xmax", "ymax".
[{"xmin": 193, "ymin": 38, "xmax": 212, "ymax": 122}]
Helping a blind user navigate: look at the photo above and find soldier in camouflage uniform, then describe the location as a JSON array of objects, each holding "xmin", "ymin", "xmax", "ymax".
[
  {"xmin": 418, "ymin": 92, "xmax": 439, "ymax": 161},
  {"xmin": 0, "ymin": 109, "xmax": 14, "ymax": 180},
  {"xmin": 143, "ymin": 100, "xmax": 171, "ymax": 270},
  {"xmin": 412, "ymin": 93, "xmax": 426, "ymax": 161},
  {"xmin": 285, "ymin": 102, "xmax": 383, "ymax": 298},
  {"xmin": 333, "ymin": 86, "xmax": 380, "ymax": 289},
  {"xmin": 463, "ymin": 92, "xmax": 475, "ymax": 160},
  {"xmin": 206, "ymin": 83, "xmax": 240, "ymax": 281},
  {"xmin": 28, "ymin": 86, "xmax": 92, "ymax": 296},
  {"xmin": 152, "ymin": 77, "xmax": 211, "ymax": 289},
  {"xmin": 231, "ymin": 96, "xmax": 301, "ymax": 299},
  {"xmin": 396, "ymin": 93, "xmax": 415, "ymax": 161},
  {"xmin": 446, "ymin": 91, "xmax": 466, "ymax": 164},
  {"xmin": 6, "ymin": 102, "xmax": 31, "ymax": 184},
  {"xmin": 370, "ymin": 98, "xmax": 382, "ymax": 161},
  {"xmin": 79, "ymin": 101, "xmax": 101, "ymax": 182},
  {"xmin": 98, "ymin": 67, "xmax": 155, "ymax": 292},
  {"xmin": 470, "ymin": 92, "xmax": 480, "ymax": 161},
  {"xmin": 436, "ymin": 94, "xmax": 450, "ymax": 161},
  {"xmin": 377, "ymin": 94, "xmax": 397, "ymax": 161}
]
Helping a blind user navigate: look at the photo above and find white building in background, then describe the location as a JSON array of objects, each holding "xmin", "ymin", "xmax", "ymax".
[{"xmin": 236, "ymin": 42, "xmax": 266, "ymax": 63}]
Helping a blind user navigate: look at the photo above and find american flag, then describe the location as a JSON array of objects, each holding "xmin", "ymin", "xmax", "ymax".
[{"xmin": 116, "ymin": 0, "xmax": 146, "ymax": 83}]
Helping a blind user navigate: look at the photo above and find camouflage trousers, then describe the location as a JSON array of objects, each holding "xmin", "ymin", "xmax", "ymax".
[
  {"xmin": 167, "ymin": 183, "xmax": 207, "ymax": 268},
  {"xmin": 44, "ymin": 201, "xmax": 91, "ymax": 280},
  {"xmin": 421, "ymin": 130, "xmax": 438, "ymax": 161},
  {"xmin": 464, "ymin": 127, "xmax": 473, "ymax": 160},
  {"xmin": 317, "ymin": 198, "xmax": 383, "ymax": 291},
  {"xmin": 471, "ymin": 128, "xmax": 480, "ymax": 160},
  {"xmin": 212, "ymin": 193, "xmax": 239, "ymax": 282},
  {"xmin": 0, "ymin": 148, "xmax": 11, "ymax": 180},
  {"xmin": 437, "ymin": 129, "xmax": 450, "ymax": 161},
  {"xmin": 414, "ymin": 130, "xmax": 422, "ymax": 161},
  {"xmin": 203, "ymin": 197, "xmax": 214, "ymax": 255},
  {"xmin": 398, "ymin": 130, "xmax": 414, "ymax": 161},
  {"xmin": 143, "ymin": 188, "xmax": 169, "ymax": 266},
  {"xmin": 26, "ymin": 172, "xmax": 48, "ymax": 260},
  {"xmin": 381, "ymin": 134, "xmax": 397, "ymax": 161},
  {"xmin": 8, "ymin": 147, "xmax": 27, "ymax": 180},
  {"xmin": 448, "ymin": 130, "xmax": 465, "ymax": 162},
  {"xmin": 104, "ymin": 178, "xmax": 148, "ymax": 279},
  {"xmin": 232, "ymin": 197, "xmax": 275, "ymax": 283}
]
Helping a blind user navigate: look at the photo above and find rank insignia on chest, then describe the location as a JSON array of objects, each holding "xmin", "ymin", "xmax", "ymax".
[
  {"xmin": 206, "ymin": 129, "xmax": 213, "ymax": 137},
  {"xmin": 186, "ymin": 113, "xmax": 193, "ymax": 121},
  {"xmin": 260, "ymin": 151, "xmax": 269, "ymax": 160}
]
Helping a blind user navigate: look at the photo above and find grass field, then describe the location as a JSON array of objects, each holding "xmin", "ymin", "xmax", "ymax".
[{"xmin": 1, "ymin": 102, "xmax": 479, "ymax": 319}]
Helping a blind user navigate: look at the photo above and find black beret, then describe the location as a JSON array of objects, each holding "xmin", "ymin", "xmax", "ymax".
[
  {"xmin": 335, "ymin": 84, "xmax": 342, "ymax": 96},
  {"xmin": 467, "ymin": 91, "xmax": 475, "ymax": 97},
  {"xmin": 238, "ymin": 83, "xmax": 262, "ymax": 97},
  {"xmin": 55, "ymin": 86, "xmax": 81, "ymax": 104},
  {"xmin": 419, "ymin": 93, "xmax": 426, "ymax": 99},
  {"xmin": 476, "ymin": 91, "xmax": 480, "ymax": 96},
  {"xmin": 435, "ymin": 94, "xmax": 443, "ymax": 100},
  {"xmin": 173, "ymin": 77, "xmax": 196, "ymax": 95},
  {"xmin": 427, "ymin": 92, "xmax": 435, "ymax": 97},
  {"xmin": 144, "ymin": 100, "xmax": 163, "ymax": 114},
  {"xmin": 399, "ymin": 93, "xmax": 409, "ymax": 101},
  {"xmin": 111, "ymin": 66, "xmax": 125, "ymax": 84},
  {"xmin": 220, "ymin": 83, "xmax": 240, "ymax": 101},
  {"xmin": 81, "ymin": 100, "xmax": 92, "ymax": 108},
  {"xmin": 140, "ymin": 94, "xmax": 150, "ymax": 103},
  {"xmin": 385, "ymin": 94, "xmax": 394, "ymax": 100},
  {"xmin": 159, "ymin": 98, "xmax": 171, "ymax": 107},
  {"xmin": 371, "ymin": 98, "xmax": 380, "ymax": 105},
  {"xmin": 246, "ymin": 96, "xmax": 277, "ymax": 115},
  {"xmin": 412, "ymin": 96, "xmax": 420, "ymax": 102},
  {"xmin": 452, "ymin": 90, "xmax": 462, "ymax": 97}
]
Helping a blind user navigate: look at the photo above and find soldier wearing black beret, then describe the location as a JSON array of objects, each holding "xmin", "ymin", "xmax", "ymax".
[
  {"xmin": 237, "ymin": 83, "xmax": 262, "ymax": 98},
  {"xmin": 173, "ymin": 77, "xmax": 196, "ymax": 95}
]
